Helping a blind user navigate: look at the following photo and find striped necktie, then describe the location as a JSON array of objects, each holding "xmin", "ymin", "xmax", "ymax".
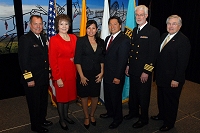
[
  {"xmin": 106, "ymin": 36, "xmax": 113, "ymax": 50},
  {"xmin": 161, "ymin": 35, "xmax": 170, "ymax": 50}
]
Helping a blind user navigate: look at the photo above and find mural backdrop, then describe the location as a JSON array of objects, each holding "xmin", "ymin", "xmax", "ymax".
[{"xmin": 0, "ymin": 0, "xmax": 129, "ymax": 54}]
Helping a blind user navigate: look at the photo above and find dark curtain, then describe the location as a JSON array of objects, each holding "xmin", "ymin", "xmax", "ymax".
[
  {"xmin": 0, "ymin": 0, "xmax": 24, "ymax": 100},
  {"xmin": 140, "ymin": 0, "xmax": 200, "ymax": 84}
]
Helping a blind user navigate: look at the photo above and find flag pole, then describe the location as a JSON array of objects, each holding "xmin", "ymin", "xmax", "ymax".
[
  {"xmin": 54, "ymin": 0, "xmax": 57, "ymax": 16},
  {"xmin": 79, "ymin": 0, "xmax": 87, "ymax": 36}
]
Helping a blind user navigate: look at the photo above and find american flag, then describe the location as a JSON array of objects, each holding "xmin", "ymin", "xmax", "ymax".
[
  {"xmin": 47, "ymin": 0, "xmax": 56, "ymax": 40},
  {"xmin": 47, "ymin": 0, "xmax": 57, "ymax": 107}
]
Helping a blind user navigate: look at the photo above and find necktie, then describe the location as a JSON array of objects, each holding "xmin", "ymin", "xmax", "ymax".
[
  {"xmin": 38, "ymin": 36, "xmax": 44, "ymax": 46},
  {"xmin": 161, "ymin": 35, "xmax": 170, "ymax": 50},
  {"xmin": 137, "ymin": 27, "xmax": 140, "ymax": 34},
  {"xmin": 107, "ymin": 36, "xmax": 113, "ymax": 50}
]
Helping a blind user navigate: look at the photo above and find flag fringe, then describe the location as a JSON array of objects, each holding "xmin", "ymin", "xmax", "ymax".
[
  {"xmin": 122, "ymin": 98, "xmax": 129, "ymax": 104},
  {"xmin": 48, "ymin": 89, "xmax": 57, "ymax": 107}
]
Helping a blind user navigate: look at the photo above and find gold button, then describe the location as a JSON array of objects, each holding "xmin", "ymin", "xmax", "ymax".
[
  {"xmin": 136, "ymin": 51, "xmax": 138, "ymax": 53},
  {"xmin": 131, "ymin": 50, "xmax": 134, "ymax": 52},
  {"xmin": 132, "ymin": 44, "xmax": 134, "ymax": 46},
  {"xmin": 130, "ymin": 56, "xmax": 132, "ymax": 58},
  {"xmin": 136, "ymin": 57, "xmax": 138, "ymax": 59},
  {"xmin": 44, "ymin": 60, "xmax": 46, "ymax": 62},
  {"xmin": 137, "ymin": 45, "xmax": 140, "ymax": 47}
]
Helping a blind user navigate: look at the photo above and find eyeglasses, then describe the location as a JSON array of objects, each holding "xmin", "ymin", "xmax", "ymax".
[
  {"xmin": 135, "ymin": 14, "xmax": 145, "ymax": 17},
  {"xmin": 167, "ymin": 23, "xmax": 179, "ymax": 26}
]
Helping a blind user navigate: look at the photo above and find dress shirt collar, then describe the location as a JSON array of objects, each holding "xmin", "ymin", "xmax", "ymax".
[
  {"xmin": 110, "ymin": 30, "xmax": 121, "ymax": 40},
  {"xmin": 138, "ymin": 21, "xmax": 148, "ymax": 30}
]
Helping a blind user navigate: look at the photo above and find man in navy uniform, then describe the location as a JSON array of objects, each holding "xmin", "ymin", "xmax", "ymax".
[
  {"xmin": 18, "ymin": 15, "xmax": 52, "ymax": 132},
  {"xmin": 123, "ymin": 5, "xmax": 160, "ymax": 128}
]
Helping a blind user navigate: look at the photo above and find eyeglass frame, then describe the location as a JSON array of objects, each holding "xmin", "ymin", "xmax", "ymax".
[
  {"xmin": 135, "ymin": 14, "xmax": 146, "ymax": 17},
  {"xmin": 166, "ymin": 22, "xmax": 180, "ymax": 26}
]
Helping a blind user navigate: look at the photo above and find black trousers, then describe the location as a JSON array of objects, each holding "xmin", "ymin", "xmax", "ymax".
[
  {"xmin": 157, "ymin": 84, "xmax": 183, "ymax": 127},
  {"xmin": 103, "ymin": 79, "xmax": 124, "ymax": 123},
  {"xmin": 24, "ymin": 84, "xmax": 48, "ymax": 130},
  {"xmin": 129, "ymin": 75, "xmax": 152, "ymax": 123}
]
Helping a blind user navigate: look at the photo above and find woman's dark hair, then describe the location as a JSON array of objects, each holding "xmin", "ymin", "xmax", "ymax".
[
  {"xmin": 108, "ymin": 16, "xmax": 122, "ymax": 25},
  {"xmin": 86, "ymin": 20, "xmax": 99, "ymax": 41},
  {"xmin": 54, "ymin": 14, "xmax": 71, "ymax": 32}
]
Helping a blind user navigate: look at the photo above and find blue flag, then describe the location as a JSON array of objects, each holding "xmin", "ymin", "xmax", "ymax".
[
  {"xmin": 122, "ymin": 0, "xmax": 137, "ymax": 103},
  {"xmin": 47, "ymin": 0, "xmax": 56, "ymax": 40}
]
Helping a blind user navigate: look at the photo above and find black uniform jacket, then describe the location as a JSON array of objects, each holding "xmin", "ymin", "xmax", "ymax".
[
  {"xmin": 155, "ymin": 31, "xmax": 191, "ymax": 87},
  {"xmin": 74, "ymin": 35, "xmax": 105, "ymax": 71},
  {"xmin": 128, "ymin": 23, "xmax": 160, "ymax": 76},
  {"xmin": 18, "ymin": 31, "xmax": 49, "ymax": 86},
  {"xmin": 104, "ymin": 32, "xmax": 130, "ymax": 83}
]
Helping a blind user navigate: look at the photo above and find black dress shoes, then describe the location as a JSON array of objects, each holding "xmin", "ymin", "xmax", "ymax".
[
  {"xmin": 132, "ymin": 120, "xmax": 148, "ymax": 128},
  {"xmin": 150, "ymin": 115, "xmax": 163, "ymax": 120},
  {"xmin": 42, "ymin": 120, "xmax": 53, "ymax": 127},
  {"xmin": 109, "ymin": 121, "xmax": 122, "ymax": 129},
  {"xmin": 32, "ymin": 127, "xmax": 49, "ymax": 133},
  {"xmin": 159, "ymin": 125, "xmax": 174, "ymax": 131},
  {"xmin": 100, "ymin": 113, "xmax": 111, "ymax": 118},
  {"xmin": 124, "ymin": 114, "xmax": 139, "ymax": 120}
]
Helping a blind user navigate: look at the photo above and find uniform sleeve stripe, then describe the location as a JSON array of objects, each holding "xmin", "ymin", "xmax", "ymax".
[
  {"xmin": 144, "ymin": 64, "xmax": 154, "ymax": 72},
  {"xmin": 23, "ymin": 72, "xmax": 33, "ymax": 79}
]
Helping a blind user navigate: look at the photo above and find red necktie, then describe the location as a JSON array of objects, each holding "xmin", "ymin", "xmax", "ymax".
[{"xmin": 107, "ymin": 36, "xmax": 113, "ymax": 50}]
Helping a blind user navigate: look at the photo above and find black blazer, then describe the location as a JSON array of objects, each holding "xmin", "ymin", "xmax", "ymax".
[
  {"xmin": 104, "ymin": 32, "xmax": 130, "ymax": 83},
  {"xmin": 128, "ymin": 23, "xmax": 160, "ymax": 76},
  {"xmin": 74, "ymin": 35, "xmax": 105, "ymax": 71},
  {"xmin": 18, "ymin": 30, "xmax": 49, "ymax": 86},
  {"xmin": 155, "ymin": 31, "xmax": 191, "ymax": 87}
]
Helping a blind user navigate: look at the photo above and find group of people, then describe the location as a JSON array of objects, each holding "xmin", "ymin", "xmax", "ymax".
[
  {"xmin": 122, "ymin": 5, "xmax": 190, "ymax": 132},
  {"xmin": 18, "ymin": 4, "xmax": 190, "ymax": 133}
]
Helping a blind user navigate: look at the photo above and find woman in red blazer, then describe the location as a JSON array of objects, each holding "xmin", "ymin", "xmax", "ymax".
[{"xmin": 49, "ymin": 14, "xmax": 77, "ymax": 131}]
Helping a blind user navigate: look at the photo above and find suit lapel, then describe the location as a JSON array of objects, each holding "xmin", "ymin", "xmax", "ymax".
[
  {"xmin": 40, "ymin": 34, "xmax": 48, "ymax": 52},
  {"xmin": 84, "ymin": 36, "xmax": 95, "ymax": 53},
  {"xmin": 106, "ymin": 32, "xmax": 122, "ymax": 52},
  {"xmin": 162, "ymin": 32, "xmax": 180, "ymax": 50},
  {"xmin": 133, "ymin": 24, "xmax": 150, "ymax": 41},
  {"xmin": 29, "ymin": 31, "xmax": 45, "ymax": 50},
  {"xmin": 132, "ymin": 28, "xmax": 138, "ymax": 42}
]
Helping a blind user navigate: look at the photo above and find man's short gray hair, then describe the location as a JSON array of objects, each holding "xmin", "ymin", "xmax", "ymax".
[
  {"xmin": 166, "ymin": 15, "xmax": 182, "ymax": 26},
  {"xmin": 135, "ymin": 5, "xmax": 148, "ymax": 15}
]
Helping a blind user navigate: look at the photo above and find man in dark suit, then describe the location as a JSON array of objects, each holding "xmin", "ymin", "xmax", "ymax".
[
  {"xmin": 151, "ymin": 15, "xmax": 191, "ymax": 132},
  {"xmin": 100, "ymin": 16, "xmax": 130, "ymax": 129},
  {"xmin": 18, "ymin": 15, "xmax": 52, "ymax": 133},
  {"xmin": 123, "ymin": 5, "xmax": 160, "ymax": 128}
]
